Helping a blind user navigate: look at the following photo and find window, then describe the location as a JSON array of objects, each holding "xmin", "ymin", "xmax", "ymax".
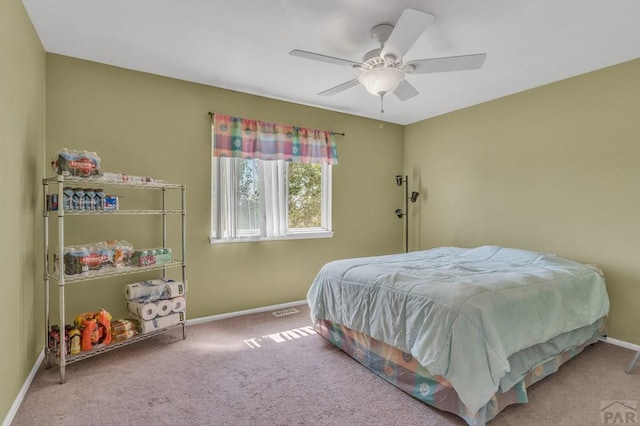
[
  {"xmin": 210, "ymin": 113, "xmax": 338, "ymax": 243},
  {"xmin": 211, "ymin": 157, "xmax": 332, "ymax": 243}
]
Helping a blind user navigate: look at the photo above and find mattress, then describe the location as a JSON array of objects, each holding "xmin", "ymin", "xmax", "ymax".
[
  {"xmin": 307, "ymin": 246, "xmax": 609, "ymax": 417},
  {"xmin": 315, "ymin": 318, "xmax": 604, "ymax": 425}
]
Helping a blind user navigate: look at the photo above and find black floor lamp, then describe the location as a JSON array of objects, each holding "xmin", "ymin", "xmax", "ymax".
[{"xmin": 395, "ymin": 175, "xmax": 419, "ymax": 253}]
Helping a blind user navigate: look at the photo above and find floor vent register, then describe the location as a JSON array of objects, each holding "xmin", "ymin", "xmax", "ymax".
[{"xmin": 272, "ymin": 307, "xmax": 300, "ymax": 317}]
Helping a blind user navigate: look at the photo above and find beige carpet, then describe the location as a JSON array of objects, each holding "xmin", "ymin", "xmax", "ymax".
[{"xmin": 11, "ymin": 304, "xmax": 639, "ymax": 425}]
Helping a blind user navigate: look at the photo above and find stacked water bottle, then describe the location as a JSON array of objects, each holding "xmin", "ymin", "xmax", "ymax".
[{"xmin": 47, "ymin": 186, "xmax": 118, "ymax": 212}]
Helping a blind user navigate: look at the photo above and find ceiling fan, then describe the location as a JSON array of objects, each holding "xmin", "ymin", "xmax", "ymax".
[{"xmin": 290, "ymin": 8, "xmax": 486, "ymax": 107}]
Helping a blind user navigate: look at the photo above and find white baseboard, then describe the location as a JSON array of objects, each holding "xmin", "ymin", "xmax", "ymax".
[
  {"xmin": 599, "ymin": 336, "xmax": 640, "ymax": 352},
  {"xmin": 2, "ymin": 349, "xmax": 45, "ymax": 426},
  {"xmin": 186, "ymin": 299, "xmax": 307, "ymax": 326}
]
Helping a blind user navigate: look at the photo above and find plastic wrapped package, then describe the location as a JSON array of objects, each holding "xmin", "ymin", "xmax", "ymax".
[
  {"xmin": 101, "ymin": 172, "xmax": 166, "ymax": 184},
  {"xmin": 52, "ymin": 149, "xmax": 101, "ymax": 177},
  {"xmin": 86, "ymin": 241, "xmax": 111, "ymax": 271},
  {"xmin": 74, "ymin": 309, "xmax": 112, "ymax": 351},
  {"xmin": 123, "ymin": 278, "xmax": 185, "ymax": 302},
  {"xmin": 111, "ymin": 319, "xmax": 140, "ymax": 343},
  {"xmin": 62, "ymin": 246, "xmax": 91, "ymax": 275},
  {"xmin": 107, "ymin": 240, "xmax": 134, "ymax": 267},
  {"xmin": 57, "ymin": 240, "xmax": 134, "ymax": 275},
  {"xmin": 130, "ymin": 247, "xmax": 173, "ymax": 267}
]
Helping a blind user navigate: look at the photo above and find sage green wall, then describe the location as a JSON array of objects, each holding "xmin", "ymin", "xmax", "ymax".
[
  {"xmin": 0, "ymin": 0, "xmax": 46, "ymax": 421},
  {"xmin": 45, "ymin": 54, "xmax": 404, "ymax": 322},
  {"xmin": 405, "ymin": 59, "xmax": 640, "ymax": 345}
]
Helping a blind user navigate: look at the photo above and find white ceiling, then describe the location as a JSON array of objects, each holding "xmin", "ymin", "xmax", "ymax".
[{"xmin": 21, "ymin": 0, "xmax": 640, "ymax": 125}]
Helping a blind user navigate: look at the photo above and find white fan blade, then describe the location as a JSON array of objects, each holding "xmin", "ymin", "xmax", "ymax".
[
  {"xmin": 318, "ymin": 79, "xmax": 360, "ymax": 96},
  {"xmin": 394, "ymin": 79, "xmax": 419, "ymax": 101},
  {"xmin": 381, "ymin": 9, "xmax": 434, "ymax": 62},
  {"xmin": 290, "ymin": 49, "xmax": 361, "ymax": 68},
  {"xmin": 404, "ymin": 53, "xmax": 487, "ymax": 74}
]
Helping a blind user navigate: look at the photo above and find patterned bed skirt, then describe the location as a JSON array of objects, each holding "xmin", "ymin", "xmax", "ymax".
[{"xmin": 315, "ymin": 319, "xmax": 600, "ymax": 425}]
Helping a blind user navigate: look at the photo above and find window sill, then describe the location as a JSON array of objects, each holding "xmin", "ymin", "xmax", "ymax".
[{"xmin": 209, "ymin": 230, "xmax": 334, "ymax": 244}]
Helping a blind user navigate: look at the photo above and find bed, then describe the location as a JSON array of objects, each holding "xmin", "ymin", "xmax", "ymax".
[{"xmin": 306, "ymin": 246, "xmax": 609, "ymax": 425}]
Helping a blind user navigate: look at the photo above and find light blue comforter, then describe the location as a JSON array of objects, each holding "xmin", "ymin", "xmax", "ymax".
[{"xmin": 306, "ymin": 246, "xmax": 609, "ymax": 414}]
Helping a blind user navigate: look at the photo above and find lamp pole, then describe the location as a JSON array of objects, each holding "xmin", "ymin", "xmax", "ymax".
[
  {"xmin": 395, "ymin": 175, "xmax": 419, "ymax": 253},
  {"xmin": 403, "ymin": 175, "xmax": 409, "ymax": 253}
]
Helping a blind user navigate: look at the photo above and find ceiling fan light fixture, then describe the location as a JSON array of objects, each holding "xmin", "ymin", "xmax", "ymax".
[
  {"xmin": 358, "ymin": 67, "xmax": 405, "ymax": 96},
  {"xmin": 290, "ymin": 9, "xmax": 487, "ymax": 105}
]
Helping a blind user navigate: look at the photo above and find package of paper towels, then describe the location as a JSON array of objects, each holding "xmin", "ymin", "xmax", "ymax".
[
  {"xmin": 141, "ymin": 312, "xmax": 184, "ymax": 333},
  {"xmin": 171, "ymin": 296, "xmax": 186, "ymax": 313},
  {"xmin": 127, "ymin": 301, "xmax": 158, "ymax": 321},
  {"xmin": 155, "ymin": 299, "xmax": 173, "ymax": 317},
  {"xmin": 123, "ymin": 279, "xmax": 184, "ymax": 302}
]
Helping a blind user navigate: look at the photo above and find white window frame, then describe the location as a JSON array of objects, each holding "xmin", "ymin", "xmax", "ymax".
[{"xmin": 210, "ymin": 157, "xmax": 333, "ymax": 244}]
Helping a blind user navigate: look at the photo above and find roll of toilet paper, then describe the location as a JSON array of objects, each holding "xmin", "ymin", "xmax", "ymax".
[
  {"xmin": 155, "ymin": 299, "xmax": 173, "ymax": 317},
  {"xmin": 127, "ymin": 301, "xmax": 158, "ymax": 321},
  {"xmin": 170, "ymin": 296, "xmax": 186, "ymax": 313}
]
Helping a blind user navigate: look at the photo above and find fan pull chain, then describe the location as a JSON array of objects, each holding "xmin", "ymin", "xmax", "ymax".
[{"xmin": 379, "ymin": 94, "xmax": 385, "ymax": 128}]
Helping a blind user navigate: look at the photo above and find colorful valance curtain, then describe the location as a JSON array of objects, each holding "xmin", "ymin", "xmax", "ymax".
[{"xmin": 212, "ymin": 113, "xmax": 338, "ymax": 165}]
